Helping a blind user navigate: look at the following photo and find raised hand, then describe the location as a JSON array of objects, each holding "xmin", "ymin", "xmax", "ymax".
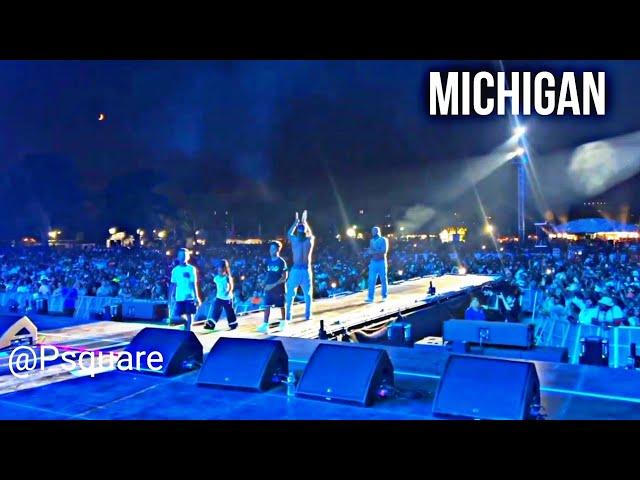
[
  {"xmin": 301, "ymin": 210, "xmax": 308, "ymax": 223},
  {"xmin": 295, "ymin": 211, "xmax": 300, "ymax": 222}
]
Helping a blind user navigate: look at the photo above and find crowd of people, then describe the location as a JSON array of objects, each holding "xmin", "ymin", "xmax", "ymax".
[
  {"xmin": 0, "ymin": 240, "xmax": 450, "ymax": 313},
  {"xmin": 463, "ymin": 244, "xmax": 640, "ymax": 327},
  {"xmin": 1, "ymin": 236, "xmax": 639, "ymax": 327}
]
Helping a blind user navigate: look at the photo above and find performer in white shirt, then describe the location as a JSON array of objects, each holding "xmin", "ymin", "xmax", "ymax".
[
  {"xmin": 365, "ymin": 226, "xmax": 389, "ymax": 303},
  {"xmin": 169, "ymin": 248, "xmax": 201, "ymax": 331}
]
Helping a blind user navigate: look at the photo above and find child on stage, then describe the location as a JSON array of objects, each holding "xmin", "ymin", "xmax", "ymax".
[{"xmin": 204, "ymin": 259, "xmax": 238, "ymax": 331}]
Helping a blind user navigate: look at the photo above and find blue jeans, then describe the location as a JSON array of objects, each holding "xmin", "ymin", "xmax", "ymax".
[
  {"xmin": 367, "ymin": 260, "xmax": 388, "ymax": 300},
  {"xmin": 285, "ymin": 266, "xmax": 313, "ymax": 320}
]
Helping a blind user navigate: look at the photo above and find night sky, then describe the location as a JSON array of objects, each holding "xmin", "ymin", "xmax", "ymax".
[{"xmin": 2, "ymin": 60, "xmax": 640, "ymax": 241}]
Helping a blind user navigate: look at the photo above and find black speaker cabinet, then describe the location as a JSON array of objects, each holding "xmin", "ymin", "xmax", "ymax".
[
  {"xmin": 197, "ymin": 337, "xmax": 288, "ymax": 391},
  {"xmin": 122, "ymin": 301, "xmax": 169, "ymax": 322},
  {"xmin": 35, "ymin": 298, "xmax": 48, "ymax": 314},
  {"xmin": 296, "ymin": 343, "xmax": 394, "ymax": 407},
  {"xmin": 579, "ymin": 336, "xmax": 609, "ymax": 366},
  {"xmin": 120, "ymin": 327, "xmax": 203, "ymax": 376},
  {"xmin": 104, "ymin": 304, "xmax": 123, "ymax": 321},
  {"xmin": 444, "ymin": 320, "xmax": 534, "ymax": 348},
  {"xmin": 433, "ymin": 354, "xmax": 541, "ymax": 420}
]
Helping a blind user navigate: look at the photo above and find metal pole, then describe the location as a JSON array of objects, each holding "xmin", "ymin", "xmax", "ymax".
[{"xmin": 517, "ymin": 156, "xmax": 526, "ymax": 242}]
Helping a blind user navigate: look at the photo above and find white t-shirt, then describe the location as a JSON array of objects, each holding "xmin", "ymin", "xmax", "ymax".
[
  {"xmin": 580, "ymin": 305, "xmax": 624, "ymax": 324},
  {"xmin": 593, "ymin": 305, "xmax": 624, "ymax": 324},
  {"xmin": 579, "ymin": 307, "xmax": 597, "ymax": 324},
  {"xmin": 214, "ymin": 274, "xmax": 232, "ymax": 300},
  {"xmin": 171, "ymin": 264, "xmax": 197, "ymax": 301},
  {"xmin": 369, "ymin": 236, "xmax": 388, "ymax": 262}
]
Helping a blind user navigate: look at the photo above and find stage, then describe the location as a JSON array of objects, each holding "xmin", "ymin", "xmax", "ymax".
[
  {"xmin": 2, "ymin": 336, "xmax": 640, "ymax": 419},
  {"xmin": 4, "ymin": 272, "xmax": 639, "ymax": 420},
  {"xmin": 0, "ymin": 274, "xmax": 496, "ymax": 395}
]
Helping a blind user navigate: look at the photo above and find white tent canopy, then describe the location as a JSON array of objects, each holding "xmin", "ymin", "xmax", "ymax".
[{"xmin": 554, "ymin": 218, "xmax": 638, "ymax": 234}]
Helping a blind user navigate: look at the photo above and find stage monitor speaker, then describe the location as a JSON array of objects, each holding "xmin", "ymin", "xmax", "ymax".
[
  {"xmin": 579, "ymin": 336, "xmax": 609, "ymax": 366},
  {"xmin": 121, "ymin": 327, "xmax": 203, "ymax": 376},
  {"xmin": 35, "ymin": 298, "xmax": 48, "ymax": 314},
  {"xmin": 122, "ymin": 301, "xmax": 169, "ymax": 322},
  {"xmin": 433, "ymin": 354, "xmax": 541, "ymax": 420},
  {"xmin": 104, "ymin": 304, "xmax": 123, "ymax": 321},
  {"xmin": 197, "ymin": 337, "xmax": 288, "ymax": 391},
  {"xmin": 444, "ymin": 320, "xmax": 534, "ymax": 348},
  {"xmin": 296, "ymin": 343, "xmax": 394, "ymax": 407},
  {"xmin": 0, "ymin": 315, "xmax": 37, "ymax": 350}
]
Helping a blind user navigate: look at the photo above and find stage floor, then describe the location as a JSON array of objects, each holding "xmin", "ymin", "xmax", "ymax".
[
  {"xmin": 2, "ymin": 337, "xmax": 640, "ymax": 420},
  {"xmin": 0, "ymin": 274, "xmax": 496, "ymax": 395}
]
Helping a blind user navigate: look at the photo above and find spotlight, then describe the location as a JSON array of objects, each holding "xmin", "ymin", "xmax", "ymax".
[
  {"xmin": 459, "ymin": 267, "xmax": 467, "ymax": 275},
  {"xmin": 514, "ymin": 126, "xmax": 526, "ymax": 139},
  {"xmin": 506, "ymin": 147, "xmax": 525, "ymax": 160},
  {"xmin": 331, "ymin": 282, "xmax": 337, "ymax": 289}
]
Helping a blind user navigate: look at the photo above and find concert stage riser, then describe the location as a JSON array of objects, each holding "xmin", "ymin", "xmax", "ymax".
[{"xmin": 353, "ymin": 285, "xmax": 495, "ymax": 345}]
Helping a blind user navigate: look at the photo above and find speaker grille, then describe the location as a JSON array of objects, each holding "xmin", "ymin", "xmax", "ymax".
[
  {"xmin": 197, "ymin": 338, "xmax": 288, "ymax": 391},
  {"xmin": 433, "ymin": 354, "xmax": 540, "ymax": 420},
  {"xmin": 296, "ymin": 344, "xmax": 394, "ymax": 406},
  {"xmin": 122, "ymin": 327, "xmax": 203, "ymax": 376}
]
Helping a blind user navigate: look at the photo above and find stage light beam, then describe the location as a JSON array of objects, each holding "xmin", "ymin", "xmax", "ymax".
[{"xmin": 506, "ymin": 147, "xmax": 525, "ymax": 160}]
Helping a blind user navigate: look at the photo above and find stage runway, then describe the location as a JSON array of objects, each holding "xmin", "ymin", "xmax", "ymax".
[
  {"xmin": 241, "ymin": 273, "xmax": 497, "ymax": 339},
  {"xmin": 0, "ymin": 274, "xmax": 495, "ymax": 395}
]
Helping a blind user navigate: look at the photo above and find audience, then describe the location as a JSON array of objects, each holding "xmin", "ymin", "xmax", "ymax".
[
  {"xmin": 0, "ymin": 238, "xmax": 638, "ymax": 327},
  {"xmin": 464, "ymin": 296, "xmax": 487, "ymax": 320}
]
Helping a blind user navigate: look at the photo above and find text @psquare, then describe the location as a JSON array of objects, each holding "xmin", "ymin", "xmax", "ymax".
[{"xmin": 8, "ymin": 345, "xmax": 164, "ymax": 379}]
